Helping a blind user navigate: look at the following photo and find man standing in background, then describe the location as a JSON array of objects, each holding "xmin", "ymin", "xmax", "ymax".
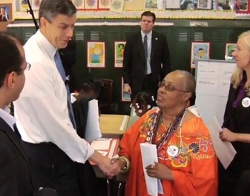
[{"xmin": 122, "ymin": 11, "xmax": 171, "ymax": 99}]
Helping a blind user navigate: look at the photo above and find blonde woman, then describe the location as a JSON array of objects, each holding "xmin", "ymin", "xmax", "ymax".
[{"xmin": 219, "ymin": 30, "xmax": 250, "ymax": 196}]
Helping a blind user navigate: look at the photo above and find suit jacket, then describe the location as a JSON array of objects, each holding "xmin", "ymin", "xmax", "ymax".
[
  {"xmin": 122, "ymin": 30, "xmax": 171, "ymax": 97},
  {"xmin": 0, "ymin": 117, "xmax": 34, "ymax": 196},
  {"xmin": 222, "ymin": 83, "xmax": 250, "ymax": 172}
]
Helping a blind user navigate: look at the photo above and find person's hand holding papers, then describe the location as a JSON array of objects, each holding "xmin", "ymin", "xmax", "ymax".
[{"xmin": 146, "ymin": 163, "xmax": 173, "ymax": 180}]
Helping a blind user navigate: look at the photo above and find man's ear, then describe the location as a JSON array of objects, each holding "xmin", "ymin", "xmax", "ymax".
[
  {"xmin": 6, "ymin": 71, "xmax": 16, "ymax": 89},
  {"xmin": 40, "ymin": 17, "xmax": 47, "ymax": 28}
]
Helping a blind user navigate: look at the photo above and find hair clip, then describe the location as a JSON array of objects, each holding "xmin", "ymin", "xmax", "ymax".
[
  {"xmin": 138, "ymin": 109, "xmax": 142, "ymax": 113},
  {"xmin": 136, "ymin": 103, "xmax": 139, "ymax": 108},
  {"xmin": 147, "ymin": 105, "xmax": 151, "ymax": 109},
  {"xmin": 151, "ymin": 96, "xmax": 155, "ymax": 101}
]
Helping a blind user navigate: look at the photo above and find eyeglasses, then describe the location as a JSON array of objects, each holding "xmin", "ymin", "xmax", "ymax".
[
  {"xmin": 17, "ymin": 63, "xmax": 31, "ymax": 73},
  {"xmin": 158, "ymin": 81, "xmax": 190, "ymax": 93},
  {"xmin": 26, "ymin": 63, "xmax": 31, "ymax": 71}
]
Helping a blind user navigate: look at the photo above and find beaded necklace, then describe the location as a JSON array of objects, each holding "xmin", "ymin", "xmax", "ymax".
[{"xmin": 146, "ymin": 109, "xmax": 186, "ymax": 151}]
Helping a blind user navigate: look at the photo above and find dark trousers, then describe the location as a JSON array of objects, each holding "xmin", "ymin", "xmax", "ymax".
[
  {"xmin": 132, "ymin": 74, "xmax": 158, "ymax": 100},
  {"xmin": 22, "ymin": 142, "xmax": 79, "ymax": 196}
]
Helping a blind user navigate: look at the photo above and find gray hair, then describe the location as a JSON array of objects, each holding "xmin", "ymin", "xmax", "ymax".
[
  {"xmin": 39, "ymin": 0, "xmax": 77, "ymax": 23},
  {"xmin": 173, "ymin": 70, "xmax": 196, "ymax": 93}
]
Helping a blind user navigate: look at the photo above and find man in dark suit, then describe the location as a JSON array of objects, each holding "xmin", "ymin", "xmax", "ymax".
[
  {"xmin": 122, "ymin": 11, "xmax": 171, "ymax": 99},
  {"xmin": 0, "ymin": 32, "xmax": 58, "ymax": 196},
  {"xmin": 0, "ymin": 31, "xmax": 34, "ymax": 196},
  {"xmin": 0, "ymin": 6, "xmax": 9, "ymax": 21}
]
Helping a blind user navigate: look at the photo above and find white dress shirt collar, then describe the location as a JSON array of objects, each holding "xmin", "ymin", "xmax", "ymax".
[
  {"xmin": 0, "ymin": 106, "xmax": 16, "ymax": 131},
  {"xmin": 141, "ymin": 30, "xmax": 152, "ymax": 39},
  {"xmin": 36, "ymin": 30, "xmax": 57, "ymax": 59}
]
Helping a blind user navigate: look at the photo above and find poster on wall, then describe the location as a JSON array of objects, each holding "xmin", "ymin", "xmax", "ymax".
[
  {"xmin": 99, "ymin": 0, "xmax": 111, "ymax": 9},
  {"xmin": 197, "ymin": 0, "xmax": 213, "ymax": 9},
  {"xmin": 225, "ymin": 43, "xmax": 236, "ymax": 61},
  {"xmin": 114, "ymin": 41, "xmax": 126, "ymax": 68},
  {"xmin": 235, "ymin": 0, "xmax": 250, "ymax": 14},
  {"xmin": 85, "ymin": 0, "xmax": 98, "ymax": 10},
  {"xmin": 121, "ymin": 77, "xmax": 131, "ymax": 102},
  {"xmin": 191, "ymin": 42, "xmax": 210, "ymax": 68},
  {"xmin": 110, "ymin": 0, "xmax": 125, "ymax": 13},
  {"xmin": 31, "ymin": 0, "xmax": 42, "ymax": 10},
  {"xmin": 87, "ymin": 41, "xmax": 106, "ymax": 68},
  {"xmin": 0, "ymin": 4, "xmax": 12, "ymax": 22}
]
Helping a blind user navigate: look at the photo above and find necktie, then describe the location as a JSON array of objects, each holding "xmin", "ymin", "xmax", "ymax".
[
  {"xmin": 143, "ymin": 35, "xmax": 148, "ymax": 58},
  {"xmin": 54, "ymin": 51, "xmax": 76, "ymax": 129},
  {"xmin": 13, "ymin": 123, "xmax": 21, "ymax": 140}
]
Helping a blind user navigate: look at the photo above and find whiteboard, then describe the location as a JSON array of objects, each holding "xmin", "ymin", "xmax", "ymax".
[{"xmin": 195, "ymin": 60, "xmax": 236, "ymax": 126}]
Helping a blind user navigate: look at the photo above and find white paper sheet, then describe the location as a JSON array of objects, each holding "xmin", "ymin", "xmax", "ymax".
[
  {"xmin": 91, "ymin": 140, "xmax": 110, "ymax": 150},
  {"xmin": 85, "ymin": 99, "xmax": 102, "ymax": 141},
  {"xmin": 208, "ymin": 117, "xmax": 236, "ymax": 169},
  {"xmin": 140, "ymin": 143, "xmax": 164, "ymax": 196}
]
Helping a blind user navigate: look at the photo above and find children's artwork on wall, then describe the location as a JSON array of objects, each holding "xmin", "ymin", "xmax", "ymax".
[
  {"xmin": 225, "ymin": 43, "xmax": 236, "ymax": 61},
  {"xmin": 217, "ymin": 0, "xmax": 233, "ymax": 10},
  {"xmin": 191, "ymin": 42, "xmax": 210, "ymax": 68},
  {"xmin": 197, "ymin": 0, "xmax": 212, "ymax": 9},
  {"xmin": 145, "ymin": 0, "xmax": 158, "ymax": 8},
  {"xmin": 31, "ymin": 0, "xmax": 42, "ymax": 10},
  {"xmin": 121, "ymin": 77, "xmax": 131, "ymax": 102},
  {"xmin": 110, "ymin": 0, "xmax": 125, "ymax": 13},
  {"xmin": 99, "ymin": 0, "xmax": 111, "ymax": 9},
  {"xmin": 0, "ymin": 4, "xmax": 12, "ymax": 22},
  {"xmin": 85, "ymin": 0, "xmax": 98, "ymax": 9},
  {"xmin": 87, "ymin": 42, "xmax": 105, "ymax": 68},
  {"xmin": 235, "ymin": 0, "xmax": 249, "ymax": 13},
  {"xmin": 114, "ymin": 41, "xmax": 126, "ymax": 68}
]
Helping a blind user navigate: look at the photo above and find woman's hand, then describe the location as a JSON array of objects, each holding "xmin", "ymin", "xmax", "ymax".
[
  {"xmin": 219, "ymin": 128, "xmax": 237, "ymax": 142},
  {"xmin": 146, "ymin": 162, "xmax": 173, "ymax": 180}
]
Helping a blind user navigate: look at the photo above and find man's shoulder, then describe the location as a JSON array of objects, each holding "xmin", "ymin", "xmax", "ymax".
[
  {"xmin": 127, "ymin": 31, "xmax": 141, "ymax": 40},
  {"xmin": 152, "ymin": 30, "xmax": 166, "ymax": 38}
]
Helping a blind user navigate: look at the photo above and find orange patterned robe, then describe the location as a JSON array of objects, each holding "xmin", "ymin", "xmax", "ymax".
[{"xmin": 119, "ymin": 108, "xmax": 218, "ymax": 196}]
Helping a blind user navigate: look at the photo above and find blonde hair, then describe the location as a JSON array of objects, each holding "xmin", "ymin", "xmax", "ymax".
[{"xmin": 231, "ymin": 30, "xmax": 250, "ymax": 89}]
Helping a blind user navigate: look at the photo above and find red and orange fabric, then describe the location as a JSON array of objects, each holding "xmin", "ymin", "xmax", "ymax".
[{"xmin": 119, "ymin": 108, "xmax": 218, "ymax": 196}]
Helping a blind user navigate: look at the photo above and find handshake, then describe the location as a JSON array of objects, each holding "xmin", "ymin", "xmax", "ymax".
[{"xmin": 91, "ymin": 152, "xmax": 130, "ymax": 178}]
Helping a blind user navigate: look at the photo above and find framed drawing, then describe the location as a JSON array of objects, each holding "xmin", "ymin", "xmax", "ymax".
[
  {"xmin": 0, "ymin": 3, "xmax": 12, "ymax": 22},
  {"xmin": 191, "ymin": 42, "xmax": 210, "ymax": 68},
  {"xmin": 87, "ymin": 42, "xmax": 105, "ymax": 68},
  {"xmin": 197, "ymin": 0, "xmax": 212, "ymax": 9},
  {"xmin": 114, "ymin": 41, "xmax": 126, "ymax": 68},
  {"xmin": 121, "ymin": 77, "xmax": 131, "ymax": 102},
  {"xmin": 225, "ymin": 43, "xmax": 236, "ymax": 60},
  {"xmin": 235, "ymin": 0, "xmax": 250, "ymax": 14},
  {"xmin": 217, "ymin": 0, "xmax": 233, "ymax": 10}
]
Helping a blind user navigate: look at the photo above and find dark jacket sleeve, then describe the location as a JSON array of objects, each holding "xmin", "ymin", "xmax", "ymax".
[
  {"xmin": 72, "ymin": 98, "xmax": 90, "ymax": 139},
  {"xmin": 0, "ymin": 132, "xmax": 20, "ymax": 196},
  {"xmin": 223, "ymin": 84, "xmax": 236, "ymax": 128},
  {"xmin": 122, "ymin": 36, "xmax": 133, "ymax": 84},
  {"xmin": 160, "ymin": 33, "xmax": 171, "ymax": 80}
]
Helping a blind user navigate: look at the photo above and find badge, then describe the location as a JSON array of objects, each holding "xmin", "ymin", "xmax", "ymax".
[
  {"xmin": 167, "ymin": 145, "xmax": 179, "ymax": 157},
  {"xmin": 242, "ymin": 97, "xmax": 250, "ymax": 108}
]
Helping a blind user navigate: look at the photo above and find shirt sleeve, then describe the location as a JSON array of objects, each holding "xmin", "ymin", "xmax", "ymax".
[{"xmin": 14, "ymin": 60, "xmax": 94, "ymax": 163}]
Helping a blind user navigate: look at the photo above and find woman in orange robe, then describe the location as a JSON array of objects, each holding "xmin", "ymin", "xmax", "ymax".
[{"xmin": 116, "ymin": 70, "xmax": 218, "ymax": 196}]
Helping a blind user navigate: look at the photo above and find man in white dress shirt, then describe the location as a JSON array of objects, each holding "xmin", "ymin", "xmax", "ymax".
[{"xmin": 13, "ymin": 0, "xmax": 120, "ymax": 195}]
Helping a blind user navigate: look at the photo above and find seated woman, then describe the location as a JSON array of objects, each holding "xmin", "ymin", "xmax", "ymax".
[
  {"xmin": 112, "ymin": 70, "xmax": 218, "ymax": 196},
  {"xmin": 131, "ymin": 91, "xmax": 156, "ymax": 117}
]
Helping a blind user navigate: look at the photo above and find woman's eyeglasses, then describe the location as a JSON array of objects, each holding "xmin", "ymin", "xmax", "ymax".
[{"xmin": 158, "ymin": 81, "xmax": 190, "ymax": 93}]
